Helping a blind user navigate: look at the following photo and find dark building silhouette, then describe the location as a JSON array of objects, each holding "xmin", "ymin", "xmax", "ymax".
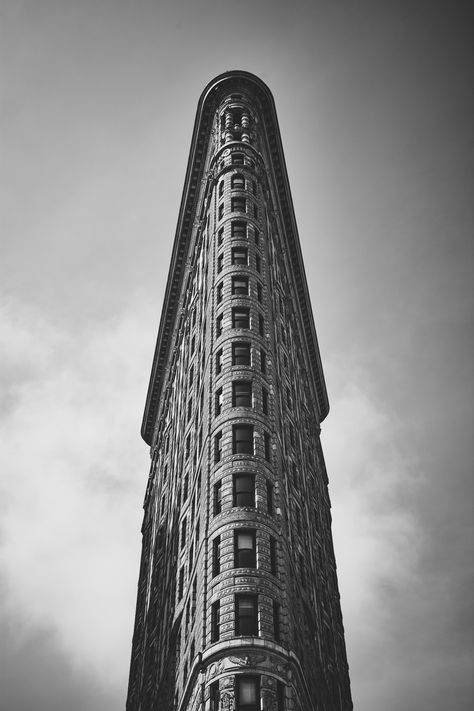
[{"xmin": 126, "ymin": 71, "xmax": 352, "ymax": 711}]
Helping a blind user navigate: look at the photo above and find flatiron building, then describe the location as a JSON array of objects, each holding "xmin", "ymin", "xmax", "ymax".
[{"xmin": 126, "ymin": 70, "xmax": 352, "ymax": 711}]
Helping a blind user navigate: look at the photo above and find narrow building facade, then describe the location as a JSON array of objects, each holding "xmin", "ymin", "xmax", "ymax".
[{"xmin": 126, "ymin": 71, "xmax": 352, "ymax": 711}]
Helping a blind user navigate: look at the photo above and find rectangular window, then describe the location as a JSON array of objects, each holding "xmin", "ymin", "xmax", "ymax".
[
  {"xmin": 232, "ymin": 153, "xmax": 244, "ymax": 165},
  {"xmin": 260, "ymin": 348, "xmax": 266, "ymax": 374},
  {"xmin": 216, "ymin": 313, "xmax": 223, "ymax": 337},
  {"xmin": 233, "ymin": 473, "xmax": 255, "ymax": 507},
  {"xmin": 217, "ymin": 253, "xmax": 224, "ymax": 273},
  {"xmin": 254, "ymin": 228, "xmax": 260, "ymax": 245},
  {"xmin": 255, "ymin": 254, "xmax": 261, "ymax": 273},
  {"xmin": 219, "ymin": 180, "xmax": 224, "ymax": 197},
  {"xmin": 187, "ymin": 397, "xmax": 192, "ymax": 421},
  {"xmin": 232, "ymin": 380, "xmax": 252, "ymax": 407},
  {"xmin": 213, "ymin": 480, "xmax": 222, "ymax": 515},
  {"xmin": 231, "ymin": 174, "xmax": 245, "ymax": 189},
  {"xmin": 233, "ymin": 424, "xmax": 253, "ymax": 454},
  {"xmin": 232, "ymin": 308, "xmax": 250, "ymax": 329},
  {"xmin": 264, "ymin": 432, "xmax": 271, "ymax": 462},
  {"xmin": 212, "ymin": 536, "xmax": 221, "ymax": 577},
  {"xmin": 211, "ymin": 600, "xmax": 220, "ymax": 642},
  {"xmin": 232, "ymin": 221, "xmax": 247, "ymax": 239},
  {"xmin": 178, "ymin": 567, "xmax": 184, "ymax": 600},
  {"xmin": 215, "ymin": 387, "xmax": 223, "ymax": 416},
  {"xmin": 232, "ymin": 247, "xmax": 248, "ymax": 265},
  {"xmin": 234, "ymin": 529, "xmax": 256, "ymax": 568},
  {"xmin": 210, "ymin": 682, "xmax": 220, "ymax": 711},
  {"xmin": 257, "ymin": 282, "xmax": 262, "ymax": 303},
  {"xmin": 236, "ymin": 676, "xmax": 260, "ymax": 711},
  {"xmin": 216, "ymin": 348, "xmax": 223, "ymax": 375},
  {"xmin": 214, "ymin": 431, "xmax": 222, "ymax": 462},
  {"xmin": 267, "ymin": 480, "xmax": 274, "ymax": 514},
  {"xmin": 253, "ymin": 204, "xmax": 258, "ymax": 219},
  {"xmin": 277, "ymin": 682, "xmax": 285, "ymax": 711},
  {"xmin": 232, "ymin": 275, "xmax": 249, "ymax": 295},
  {"xmin": 218, "ymin": 227, "xmax": 224, "ymax": 246},
  {"xmin": 252, "ymin": 181, "xmax": 257, "ymax": 196},
  {"xmin": 232, "ymin": 197, "xmax": 246, "ymax": 212},
  {"xmin": 273, "ymin": 600, "xmax": 281, "ymax": 642},
  {"xmin": 217, "ymin": 281, "xmax": 223, "ymax": 304},
  {"xmin": 258, "ymin": 314, "xmax": 264, "ymax": 336},
  {"xmin": 262, "ymin": 387, "xmax": 268, "ymax": 415},
  {"xmin": 218, "ymin": 203, "xmax": 224, "ymax": 220},
  {"xmin": 181, "ymin": 519, "xmax": 187, "ymax": 548},
  {"xmin": 270, "ymin": 536, "xmax": 277, "ymax": 575},
  {"xmin": 232, "ymin": 342, "xmax": 251, "ymax": 365},
  {"xmin": 235, "ymin": 594, "xmax": 258, "ymax": 636}
]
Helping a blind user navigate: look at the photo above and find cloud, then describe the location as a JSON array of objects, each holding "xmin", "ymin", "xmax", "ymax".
[{"xmin": 0, "ymin": 295, "xmax": 155, "ymax": 705}]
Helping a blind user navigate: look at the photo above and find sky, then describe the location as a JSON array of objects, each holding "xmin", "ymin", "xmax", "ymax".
[{"xmin": 0, "ymin": 1, "xmax": 472, "ymax": 709}]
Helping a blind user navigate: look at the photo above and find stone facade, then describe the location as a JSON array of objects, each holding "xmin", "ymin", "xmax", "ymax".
[{"xmin": 126, "ymin": 71, "xmax": 352, "ymax": 711}]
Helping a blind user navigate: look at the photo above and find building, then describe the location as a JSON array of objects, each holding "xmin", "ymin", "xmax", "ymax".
[{"xmin": 126, "ymin": 71, "xmax": 352, "ymax": 711}]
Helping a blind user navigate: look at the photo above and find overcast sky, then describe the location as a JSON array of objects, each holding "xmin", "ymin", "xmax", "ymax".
[{"xmin": 1, "ymin": 1, "xmax": 473, "ymax": 709}]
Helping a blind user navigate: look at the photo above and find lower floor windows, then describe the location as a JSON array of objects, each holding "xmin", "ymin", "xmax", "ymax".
[{"xmin": 236, "ymin": 676, "xmax": 260, "ymax": 711}]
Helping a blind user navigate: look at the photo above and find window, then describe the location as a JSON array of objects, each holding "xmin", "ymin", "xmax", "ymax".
[
  {"xmin": 236, "ymin": 676, "xmax": 260, "ymax": 711},
  {"xmin": 181, "ymin": 518, "xmax": 187, "ymax": 548},
  {"xmin": 216, "ymin": 349, "xmax": 223, "ymax": 375},
  {"xmin": 210, "ymin": 682, "xmax": 220, "ymax": 711},
  {"xmin": 188, "ymin": 365, "xmax": 194, "ymax": 387},
  {"xmin": 232, "ymin": 153, "xmax": 244, "ymax": 165},
  {"xmin": 214, "ymin": 431, "xmax": 222, "ymax": 462},
  {"xmin": 213, "ymin": 480, "xmax": 222, "ymax": 515},
  {"xmin": 262, "ymin": 387, "xmax": 268, "ymax": 415},
  {"xmin": 267, "ymin": 480, "xmax": 274, "ymax": 514},
  {"xmin": 216, "ymin": 313, "xmax": 223, "ymax": 337},
  {"xmin": 260, "ymin": 348, "xmax": 266, "ymax": 374},
  {"xmin": 217, "ymin": 281, "xmax": 223, "ymax": 304},
  {"xmin": 232, "ymin": 275, "xmax": 249, "ymax": 295},
  {"xmin": 277, "ymin": 682, "xmax": 285, "ymax": 711},
  {"xmin": 232, "ymin": 247, "xmax": 248, "ymax": 265},
  {"xmin": 273, "ymin": 600, "xmax": 281, "ymax": 642},
  {"xmin": 232, "ymin": 381, "xmax": 252, "ymax": 407},
  {"xmin": 215, "ymin": 387, "xmax": 223, "ymax": 416},
  {"xmin": 233, "ymin": 473, "xmax": 255, "ymax": 507},
  {"xmin": 218, "ymin": 180, "xmax": 224, "ymax": 197},
  {"xmin": 187, "ymin": 397, "xmax": 192, "ymax": 421},
  {"xmin": 252, "ymin": 181, "xmax": 257, "ymax": 196},
  {"xmin": 253, "ymin": 204, "xmax": 258, "ymax": 219},
  {"xmin": 232, "ymin": 308, "xmax": 250, "ymax": 329},
  {"xmin": 264, "ymin": 432, "xmax": 271, "ymax": 462},
  {"xmin": 270, "ymin": 536, "xmax": 277, "ymax": 575},
  {"xmin": 258, "ymin": 313, "xmax": 264, "ymax": 336},
  {"xmin": 255, "ymin": 254, "xmax": 261, "ymax": 273},
  {"xmin": 233, "ymin": 342, "xmax": 251, "ymax": 365},
  {"xmin": 254, "ymin": 228, "xmax": 260, "ymax": 245},
  {"xmin": 231, "ymin": 174, "xmax": 245, "ymax": 189},
  {"xmin": 218, "ymin": 203, "xmax": 224, "ymax": 220},
  {"xmin": 235, "ymin": 594, "xmax": 258, "ymax": 636},
  {"xmin": 257, "ymin": 282, "xmax": 262, "ymax": 303},
  {"xmin": 232, "ymin": 197, "xmax": 246, "ymax": 213},
  {"xmin": 233, "ymin": 424, "xmax": 253, "ymax": 454},
  {"xmin": 232, "ymin": 221, "xmax": 247, "ymax": 239},
  {"xmin": 212, "ymin": 536, "xmax": 221, "ymax": 577},
  {"xmin": 218, "ymin": 227, "xmax": 224, "ymax": 245},
  {"xmin": 217, "ymin": 253, "xmax": 224, "ymax": 273},
  {"xmin": 211, "ymin": 600, "xmax": 220, "ymax": 642},
  {"xmin": 178, "ymin": 567, "xmax": 184, "ymax": 600},
  {"xmin": 234, "ymin": 529, "xmax": 256, "ymax": 567}
]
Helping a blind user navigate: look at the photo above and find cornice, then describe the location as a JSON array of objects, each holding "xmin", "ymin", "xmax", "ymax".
[{"xmin": 142, "ymin": 70, "xmax": 329, "ymax": 445}]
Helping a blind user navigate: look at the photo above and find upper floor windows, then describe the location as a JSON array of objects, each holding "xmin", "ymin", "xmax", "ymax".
[
  {"xmin": 216, "ymin": 348, "xmax": 223, "ymax": 375},
  {"xmin": 211, "ymin": 600, "xmax": 220, "ymax": 642},
  {"xmin": 214, "ymin": 431, "xmax": 223, "ymax": 462},
  {"xmin": 232, "ymin": 380, "xmax": 252, "ymax": 407},
  {"xmin": 231, "ymin": 173, "xmax": 245, "ymax": 189},
  {"xmin": 232, "ymin": 247, "xmax": 248, "ymax": 266},
  {"xmin": 235, "ymin": 594, "xmax": 258, "ymax": 636},
  {"xmin": 218, "ymin": 180, "xmax": 224, "ymax": 197},
  {"xmin": 232, "ymin": 153, "xmax": 244, "ymax": 165},
  {"xmin": 232, "ymin": 275, "xmax": 249, "ymax": 295},
  {"xmin": 233, "ymin": 342, "xmax": 251, "ymax": 366},
  {"xmin": 232, "ymin": 221, "xmax": 247, "ymax": 239},
  {"xmin": 233, "ymin": 424, "xmax": 254, "ymax": 455},
  {"xmin": 234, "ymin": 529, "xmax": 256, "ymax": 567},
  {"xmin": 218, "ymin": 203, "xmax": 224, "ymax": 220},
  {"xmin": 233, "ymin": 473, "xmax": 255, "ymax": 507},
  {"xmin": 231, "ymin": 197, "xmax": 246, "ymax": 213},
  {"xmin": 232, "ymin": 307, "xmax": 250, "ymax": 329}
]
